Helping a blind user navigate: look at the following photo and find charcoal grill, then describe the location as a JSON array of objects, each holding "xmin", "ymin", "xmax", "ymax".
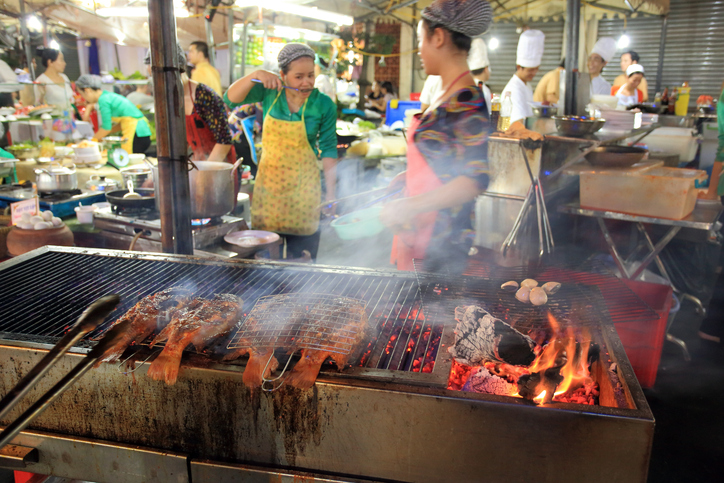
[{"xmin": 0, "ymin": 247, "xmax": 655, "ymax": 483}]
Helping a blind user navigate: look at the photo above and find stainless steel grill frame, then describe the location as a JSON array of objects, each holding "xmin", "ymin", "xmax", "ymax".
[{"xmin": 0, "ymin": 247, "xmax": 655, "ymax": 483}]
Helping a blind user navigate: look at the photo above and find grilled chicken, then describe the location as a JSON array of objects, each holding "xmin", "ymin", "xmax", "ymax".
[
  {"xmin": 100, "ymin": 287, "xmax": 192, "ymax": 363},
  {"xmin": 147, "ymin": 294, "xmax": 243, "ymax": 385},
  {"xmin": 286, "ymin": 300, "xmax": 372, "ymax": 390}
]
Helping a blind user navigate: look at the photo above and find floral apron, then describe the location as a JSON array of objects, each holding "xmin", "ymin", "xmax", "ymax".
[
  {"xmin": 111, "ymin": 116, "xmax": 139, "ymax": 154},
  {"xmin": 252, "ymin": 91, "xmax": 320, "ymax": 235}
]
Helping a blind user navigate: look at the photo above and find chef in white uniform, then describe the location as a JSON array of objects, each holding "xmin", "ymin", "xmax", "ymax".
[
  {"xmin": 420, "ymin": 38, "xmax": 491, "ymax": 114},
  {"xmin": 502, "ymin": 29, "xmax": 545, "ymax": 127},
  {"xmin": 469, "ymin": 38, "xmax": 492, "ymax": 116},
  {"xmin": 589, "ymin": 37, "xmax": 616, "ymax": 96}
]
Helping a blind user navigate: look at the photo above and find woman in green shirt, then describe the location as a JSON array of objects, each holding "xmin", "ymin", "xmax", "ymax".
[
  {"xmin": 76, "ymin": 74, "xmax": 152, "ymax": 154},
  {"xmin": 225, "ymin": 43, "xmax": 337, "ymax": 259}
]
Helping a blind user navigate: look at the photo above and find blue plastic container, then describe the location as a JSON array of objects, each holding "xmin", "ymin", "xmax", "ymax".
[{"xmin": 384, "ymin": 100, "xmax": 422, "ymax": 126}]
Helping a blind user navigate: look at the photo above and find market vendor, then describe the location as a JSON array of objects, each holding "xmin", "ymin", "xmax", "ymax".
[
  {"xmin": 379, "ymin": 0, "xmax": 493, "ymax": 274},
  {"xmin": 34, "ymin": 47, "xmax": 74, "ymax": 115},
  {"xmin": 224, "ymin": 43, "xmax": 337, "ymax": 259},
  {"xmin": 144, "ymin": 47, "xmax": 235, "ymax": 163},
  {"xmin": 502, "ymin": 29, "xmax": 545, "ymax": 128},
  {"xmin": 75, "ymin": 75, "xmax": 151, "ymax": 154},
  {"xmin": 612, "ymin": 64, "xmax": 645, "ymax": 108}
]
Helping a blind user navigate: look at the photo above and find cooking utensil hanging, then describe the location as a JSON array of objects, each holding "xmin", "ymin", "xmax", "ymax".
[
  {"xmin": 501, "ymin": 146, "xmax": 554, "ymax": 259},
  {"xmin": 0, "ymin": 295, "xmax": 121, "ymax": 451}
]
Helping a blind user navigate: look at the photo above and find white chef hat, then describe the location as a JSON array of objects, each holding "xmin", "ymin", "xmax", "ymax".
[
  {"xmin": 468, "ymin": 38, "xmax": 490, "ymax": 71},
  {"xmin": 591, "ymin": 37, "xmax": 617, "ymax": 63},
  {"xmin": 626, "ymin": 64, "xmax": 645, "ymax": 76},
  {"xmin": 516, "ymin": 30, "xmax": 545, "ymax": 68}
]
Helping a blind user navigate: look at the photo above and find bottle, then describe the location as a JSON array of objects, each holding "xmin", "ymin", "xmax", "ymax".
[
  {"xmin": 498, "ymin": 91, "xmax": 513, "ymax": 132},
  {"xmin": 490, "ymin": 94, "xmax": 501, "ymax": 130},
  {"xmin": 661, "ymin": 87, "xmax": 669, "ymax": 106},
  {"xmin": 668, "ymin": 87, "xmax": 677, "ymax": 114},
  {"xmin": 654, "ymin": 92, "xmax": 662, "ymax": 105}
]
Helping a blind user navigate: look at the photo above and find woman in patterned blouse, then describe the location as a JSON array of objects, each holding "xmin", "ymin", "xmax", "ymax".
[
  {"xmin": 144, "ymin": 47, "xmax": 235, "ymax": 163},
  {"xmin": 380, "ymin": 0, "xmax": 494, "ymax": 274}
]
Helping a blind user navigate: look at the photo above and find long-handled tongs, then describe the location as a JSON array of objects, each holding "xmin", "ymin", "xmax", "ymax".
[
  {"xmin": 0, "ymin": 295, "xmax": 122, "ymax": 451},
  {"xmin": 501, "ymin": 146, "xmax": 555, "ymax": 259}
]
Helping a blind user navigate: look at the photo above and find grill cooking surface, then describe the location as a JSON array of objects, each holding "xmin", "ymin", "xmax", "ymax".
[{"xmin": 0, "ymin": 250, "xmax": 449, "ymax": 375}]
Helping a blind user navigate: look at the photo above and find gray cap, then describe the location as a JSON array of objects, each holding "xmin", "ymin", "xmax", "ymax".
[
  {"xmin": 144, "ymin": 43, "xmax": 187, "ymax": 71},
  {"xmin": 277, "ymin": 43, "xmax": 315, "ymax": 71},
  {"xmin": 75, "ymin": 74, "xmax": 103, "ymax": 90},
  {"xmin": 422, "ymin": 0, "xmax": 493, "ymax": 38}
]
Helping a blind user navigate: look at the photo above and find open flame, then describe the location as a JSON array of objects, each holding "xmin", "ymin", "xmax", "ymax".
[{"xmin": 448, "ymin": 312, "xmax": 597, "ymax": 406}]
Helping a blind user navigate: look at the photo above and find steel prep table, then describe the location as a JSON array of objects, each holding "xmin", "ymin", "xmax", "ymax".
[{"xmin": 559, "ymin": 199, "xmax": 723, "ymax": 360}]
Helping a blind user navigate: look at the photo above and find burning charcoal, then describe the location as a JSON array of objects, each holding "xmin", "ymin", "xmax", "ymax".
[
  {"xmin": 463, "ymin": 366, "xmax": 518, "ymax": 396},
  {"xmin": 517, "ymin": 367, "xmax": 564, "ymax": 404},
  {"xmin": 449, "ymin": 306, "xmax": 536, "ymax": 367}
]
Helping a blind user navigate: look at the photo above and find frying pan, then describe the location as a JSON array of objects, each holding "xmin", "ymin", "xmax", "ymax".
[
  {"xmin": 105, "ymin": 188, "xmax": 156, "ymax": 209},
  {"xmin": 585, "ymin": 145, "xmax": 648, "ymax": 168}
]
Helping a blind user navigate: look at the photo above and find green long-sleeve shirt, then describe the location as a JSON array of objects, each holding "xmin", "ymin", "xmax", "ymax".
[
  {"xmin": 98, "ymin": 91, "xmax": 151, "ymax": 137},
  {"xmin": 224, "ymin": 84, "xmax": 337, "ymax": 159}
]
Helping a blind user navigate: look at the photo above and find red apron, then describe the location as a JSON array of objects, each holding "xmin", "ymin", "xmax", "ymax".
[
  {"xmin": 185, "ymin": 110, "xmax": 236, "ymax": 164},
  {"xmin": 185, "ymin": 109, "xmax": 240, "ymax": 200},
  {"xmin": 390, "ymin": 115, "xmax": 443, "ymax": 271}
]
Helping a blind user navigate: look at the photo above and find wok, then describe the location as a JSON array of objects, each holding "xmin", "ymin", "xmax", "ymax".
[
  {"xmin": 585, "ymin": 145, "xmax": 648, "ymax": 168},
  {"xmin": 105, "ymin": 188, "xmax": 156, "ymax": 210},
  {"xmin": 553, "ymin": 116, "xmax": 606, "ymax": 137}
]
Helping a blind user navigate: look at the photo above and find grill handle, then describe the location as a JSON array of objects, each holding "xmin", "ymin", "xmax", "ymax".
[
  {"xmin": 0, "ymin": 444, "xmax": 39, "ymax": 468},
  {"xmin": 0, "ymin": 295, "xmax": 121, "ymax": 423},
  {"xmin": 0, "ymin": 296, "xmax": 125, "ymax": 452}
]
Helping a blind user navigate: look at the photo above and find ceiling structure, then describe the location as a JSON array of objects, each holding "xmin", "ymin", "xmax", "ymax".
[{"xmin": 0, "ymin": 0, "xmax": 669, "ymax": 48}]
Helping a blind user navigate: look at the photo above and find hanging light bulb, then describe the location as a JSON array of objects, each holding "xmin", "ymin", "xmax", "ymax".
[
  {"xmin": 489, "ymin": 38, "xmax": 499, "ymax": 51},
  {"xmin": 618, "ymin": 33, "xmax": 630, "ymax": 49},
  {"xmin": 378, "ymin": 56, "xmax": 386, "ymax": 67},
  {"xmin": 49, "ymin": 39, "xmax": 60, "ymax": 50}
]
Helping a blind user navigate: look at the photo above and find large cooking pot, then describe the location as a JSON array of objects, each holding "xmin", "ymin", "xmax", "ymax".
[
  {"xmin": 119, "ymin": 166, "xmax": 152, "ymax": 190},
  {"xmin": 34, "ymin": 163, "xmax": 78, "ymax": 192},
  {"xmin": 151, "ymin": 160, "xmax": 237, "ymax": 218}
]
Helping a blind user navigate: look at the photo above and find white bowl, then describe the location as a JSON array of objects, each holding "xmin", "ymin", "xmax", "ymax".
[
  {"xmin": 75, "ymin": 205, "xmax": 95, "ymax": 224},
  {"xmin": 72, "ymin": 142, "xmax": 101, "ymax": 157}
]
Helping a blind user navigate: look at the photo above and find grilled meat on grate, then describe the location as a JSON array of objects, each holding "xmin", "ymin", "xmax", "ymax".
[
  {"xmin": 286, "ymin": 300, "xmax": 373, "ymax": 389},
  {"xmin": 147, "ymin": 294, "xmax": 243, "ymax": 385},
  {"xmin": 449, "ymin": 305, "xmax": 536, "ymax": 367},
  {"xmin": 99, "ymin": 287, "xmax": 193, "ymax": 363}
]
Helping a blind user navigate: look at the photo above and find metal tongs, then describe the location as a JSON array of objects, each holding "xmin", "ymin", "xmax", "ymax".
[
  {"xmin": 501, "ymin": 145, "xmax": 555, "ymax": 259},
  {"xmin": 0, "ymin": 295, "xmax": 123, "ymax": 452}
]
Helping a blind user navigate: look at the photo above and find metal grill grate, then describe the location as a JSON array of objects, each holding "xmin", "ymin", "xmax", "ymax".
[
  {"xmin": 228, "ymin": 294, "xmax": 365, "ymax": 354},
  {"xmin": 0, "ymin": 250, "xmax": 445, "ymax": 375}
]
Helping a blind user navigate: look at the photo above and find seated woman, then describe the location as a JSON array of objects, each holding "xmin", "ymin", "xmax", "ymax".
[
  {"xmin": 379, "ymin": 0, "xmax": 494, "ymax": 274},
  {"xmin": 76, "ymin": 75, "xmax": 152, "ymax": 154},
  {"xmin": 612, "ymin": 64, "xmax": 645, "ymax": 108},
  {"xmin": 366, "ymin": 81, "xmax": 396, "ymax": 113}
]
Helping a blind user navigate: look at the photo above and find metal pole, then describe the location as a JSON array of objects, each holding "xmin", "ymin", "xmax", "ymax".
[
  {"xmin": 205, "ymin": 16, "xmax": 216, "ymax": 68},
  {"xmin": 654, "ymin": 15, "xmax": 668, "ymax": 94},
  {"xmin": 241, "ymin": 22, "xmax": 248, "ymax": 78},
  {"xmin": 18, "ymin": 1, "xmax": 35, "ymax": 80},
  {"xmin": 564, "ymin": 0, "xmax": 580, "ymax": 115},
  {"xmin": 228, "ymin": 10, "xmax": 235, "ymax": 85},
  {"xmin": 148, "ymin": 0, "xmax": 193, "ymax": 254}
]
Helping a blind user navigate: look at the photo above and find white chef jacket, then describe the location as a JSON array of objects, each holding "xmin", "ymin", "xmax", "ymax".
[
  {"xmin": 502, "ymin": 74, "xmax": 534, "ymax": 124},
  {"xmin": 590, "ymin": 75, "xmax": 612, "ymax": 97},
  {"xmin": 481, "ymin": 83, "xmax": 492, "ymax": 117},
  {"xmin": 420, "ymin": 75, "xmax": 443, "ymax": 107}
]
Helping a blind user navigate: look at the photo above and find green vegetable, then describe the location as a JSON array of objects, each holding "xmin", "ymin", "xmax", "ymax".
[
  {"xmin": 110, "ymin": 68, "xmax": 126, "ymax": 81},
  {"xmin": 358, "ymin": 120, "xmax": 376, "ymax": 132},
  {"xmin": 127, "ymin": 71, "xmax": 146, "ymax": 80}
]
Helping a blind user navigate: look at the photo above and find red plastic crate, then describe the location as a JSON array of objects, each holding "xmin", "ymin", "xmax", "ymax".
[{"xmin": 613, "ymin": 279, "xmax": 672, "ymax": 388}]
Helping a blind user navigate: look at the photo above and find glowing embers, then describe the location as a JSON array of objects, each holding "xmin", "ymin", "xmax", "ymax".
[{"xmin": 448, "ymin": 313, "xmax": 600, "ymax": 406}]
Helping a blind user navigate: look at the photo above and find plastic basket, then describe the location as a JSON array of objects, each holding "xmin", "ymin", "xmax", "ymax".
[
  {"xmin": 612, "ymin": 279, "xmax": 672, "ymax": 388},
  {"xmin": 385, "ymin": 100, "xmax": 422, "ymax": 126}
]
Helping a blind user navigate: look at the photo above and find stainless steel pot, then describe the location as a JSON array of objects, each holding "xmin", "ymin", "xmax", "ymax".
[
  {"xmin": 152, "ymin": 160, "xmax": 238, "ymax": 218},
  {"xmin": 85, "ymin": 175, "xmax": 120, "ymax": 192},
  {"xmin": 119, "ymin": 166, "xmax": 152, "ymax": 190},
  {"xmin": 34, "ymin": 163, "xmax": 78, "ymax": 192}
]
